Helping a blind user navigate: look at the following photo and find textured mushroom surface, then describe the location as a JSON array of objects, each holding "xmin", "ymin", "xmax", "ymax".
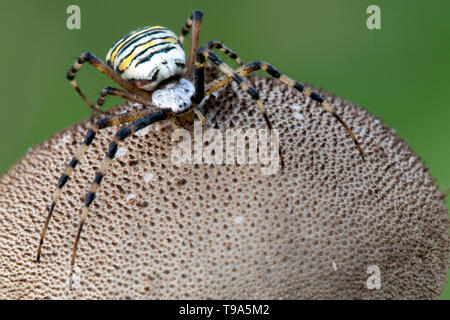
[{"xmin": 0, "ymin": 73, "xmax": 448, "ymax": 299}]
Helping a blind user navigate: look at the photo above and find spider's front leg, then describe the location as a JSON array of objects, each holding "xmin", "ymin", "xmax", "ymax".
[
  {"xmin": 179, "ymin": 10, "xmax": 203, "ymax": 77},
  {"xmin": 68, "ymin": 109, "xmax": 168, "ymax": 289},
  {"xmin": 193, "ymin": 48, "xmax": 285, "ymax": 169},
  {"xmin": 66, "ymin": 52, "xmax": 145, "ymax": 117},
  {"xmin": 205, "ymin": 62, "xmax": 365, "ymax": 160},
  {"xmin": 204, "ymin": 41, "xmax": 243, "ymax": 67},
  {"xmin": 36, "ymin": 107, "xmax": 154, "ymax": 263},
  {"xmin": 179, "ymin": 10, "xmax": 246, "ymax": 79}
]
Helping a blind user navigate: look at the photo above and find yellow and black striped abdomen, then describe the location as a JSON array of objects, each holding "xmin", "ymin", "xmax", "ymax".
[{"xmin": 106, "ymin": 26, "xmax": 186, "ymax": 91}]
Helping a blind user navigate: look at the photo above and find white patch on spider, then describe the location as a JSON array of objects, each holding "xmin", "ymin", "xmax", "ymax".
[
  {"xmin": 143, "ymin": 172, "xmax": 155, "ymax": 182},
  {"xmin": 234, "ymin": 216, "xmax": 244, "ymax": 224},
  {"xmin": 126, "ymin": 193, "xmax": 136, "ymax": 201},
  {"xmin": 332, "ymin": 261, "xmax": 338, "ymax": 272},
  {"xmin": 152, "ymin": 78, "xmax": 195, "ymax": 113},
  {"xmin": 116, "ymin": 147, "xmax": 127, "ymax": 158}
]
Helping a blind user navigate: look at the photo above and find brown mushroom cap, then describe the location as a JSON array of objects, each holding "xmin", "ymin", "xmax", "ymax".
[{"xmin": 0, "ymin": 72, "xmax": 448, "ymax": 299}]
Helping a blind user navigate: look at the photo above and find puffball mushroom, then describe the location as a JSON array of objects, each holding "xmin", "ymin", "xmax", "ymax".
[{"xmin": 0, "ymin": 71, "xmax": 448, "ymax": 299}]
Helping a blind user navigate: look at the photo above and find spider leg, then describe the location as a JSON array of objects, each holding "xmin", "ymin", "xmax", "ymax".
[
  {"xmin": 68, "ymin": 109, "xmax": 168, "ymax": 289},
  {"xmin": 207, "ymin": 62, "xmax": 365, "ymax": 160},
  {"xmin": 193, "ymin": 48, "xmax": 284, "ymax": 169},
  {"xmin": 66, "ymin": 52, "xmax": 147, "ymax": 115},
  {"xmin": 205, "ymin": 41, "xmax": 243, "ymax": 67},
  {"xmin": 203, "ymin": 40, "xmax": 259, "ymax": 87},
  {"xmin": 205, "ymin": 64, "xmax": 258, "ymax": 96},
  {"xmin": 180, "ymin": 10, "xmax": 203, "ymax": 78},
  {"xmin": 36, "ymin": 108, "xmax": 154, "ymax": 263},
  {"xmin": 92, "ymin": 87, "xmax": 150, "ymax": 115},
  {"xmin": 179, "ymin": 13, "xmax": 243, "ymax": 67}
]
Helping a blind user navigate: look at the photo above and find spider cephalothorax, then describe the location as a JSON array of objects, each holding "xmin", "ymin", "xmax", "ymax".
[{"xmin": 36, "ymin": 9, "xmax": 365, "ymax": 288}]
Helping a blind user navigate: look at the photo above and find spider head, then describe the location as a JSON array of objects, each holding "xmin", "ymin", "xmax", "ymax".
[{"xmin": 151, "ymin": 78, "xmax": 195, "ymax": 113}]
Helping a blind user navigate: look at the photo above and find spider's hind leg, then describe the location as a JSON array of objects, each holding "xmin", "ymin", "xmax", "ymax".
[
  {"xmin": 204, "ymin": 61, "xmax": 365, "ymax": 161},
  {"xmin": 239, "ymin": 62, "xmax": 365, "ymax": 160},
  {"xmin": 69, "ymin": 110, "xmax": 168, "ymax": 289},
  {"xmin": 36, "ymin": 105, "xmax": 153, "ymax": 263},
  {"xmin": 92, "ymin": 87, "xmax": 150, "ymax": 114}
]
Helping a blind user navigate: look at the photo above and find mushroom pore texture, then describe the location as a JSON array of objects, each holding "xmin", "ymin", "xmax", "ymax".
[{"xmin": 0, "ymin": 69, "xmax": 448, "ymax": 299}]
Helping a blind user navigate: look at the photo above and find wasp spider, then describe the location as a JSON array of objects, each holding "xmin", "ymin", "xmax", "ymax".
[{"xmin": 35, "ymin": 9, "xmax": 365, "ymax": 288}]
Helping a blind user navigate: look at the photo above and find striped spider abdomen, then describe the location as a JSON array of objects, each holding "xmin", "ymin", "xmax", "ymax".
[{"xmin": 106, "ymin": 26, "xmax": 186, "ymax": 91}]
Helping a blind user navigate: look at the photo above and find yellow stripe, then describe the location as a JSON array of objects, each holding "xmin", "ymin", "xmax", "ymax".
[
  {"xmin": 100, "ymin": 158, "xmax": 111, "ymax": 173},
  {"xmin": 109, "ymin": 26, "xmax": 165, "ymax": 63},
  {"xmin": 90, "ymin": 183, "xmax": 100, "ymax": 194},
  {"xmin": 279, "ymin": 74, "xmax": 296, "ymax": 87},
  {"xmin": 52, "ymin": 189, "xmax": 61, "ymax": 202},
  {"xmin": 118, "ymin": 37, "xmax": 178, "ymax": 71}
]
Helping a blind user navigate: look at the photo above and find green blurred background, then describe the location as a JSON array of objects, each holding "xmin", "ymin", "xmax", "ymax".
[{"xmin": 0, "ymin": 0, "xmax": 448, "ymax": 298}]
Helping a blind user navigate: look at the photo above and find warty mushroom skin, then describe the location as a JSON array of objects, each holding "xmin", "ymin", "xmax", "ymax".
[{"xmin": 0, "ymin": 72, "xmax": 448, "ymax": 299}]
